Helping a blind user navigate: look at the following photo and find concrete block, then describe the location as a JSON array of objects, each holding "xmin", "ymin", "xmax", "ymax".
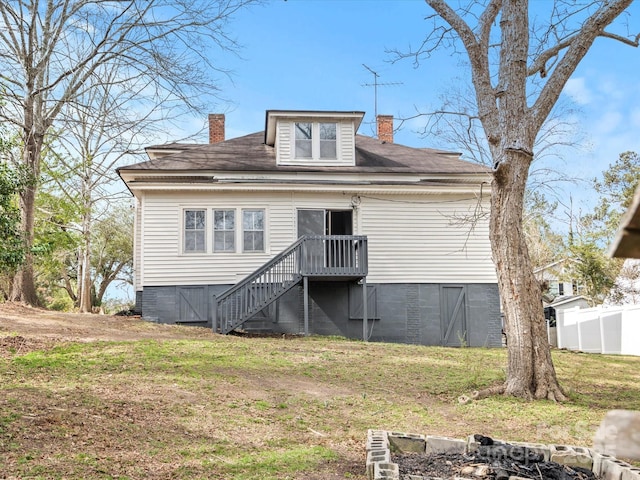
[
  {"xmin": 367, "ymin": 429, "xmax": 389, "ymax": 452},
  {"xmin": 366, "ymin": 450, "xmax": 391, "ymax": 479},
  {"xmin": 509, "ymin": 441, "xmax": 551, "ymax": 461},
  {"xmin": 601, "ymin": 458, "xmax": 633, "ymax": 480},
  {"xmin": 426, "ymin": 435, "xmax": 467, "ymax": 455},
  {"xmin": 388, "ymin": 432, "xmax": 426, "ymax": 453},
  {"xmin": 373, "ymin": 461, "xmax": 400, "ymax": 480},
  {"xmin": 594, "ymin": 410, "xmax": 640, "ymax": 461},
  {"xmin": 591, "ymin": 450, "xmax": 616, "ymax": 477},
  {"xmin": 621, "ymin": 468, "xmax": 640, "ymax": 480},
  {"xmin": 549, "ymin": 444, "xmax": 592, "ymax": 469}
]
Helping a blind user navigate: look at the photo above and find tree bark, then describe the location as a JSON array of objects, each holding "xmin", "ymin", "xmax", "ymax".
[
  {"xmin": 10, "ymin": 118, "xmax": 42, "ymax": 305},
  {"xmin": 491, "ymin": 153, "xmax": 566, "ymax": 401},
  {"xmin": 10, "ymin": 182, "xmax": 39, "ymax": 305}
]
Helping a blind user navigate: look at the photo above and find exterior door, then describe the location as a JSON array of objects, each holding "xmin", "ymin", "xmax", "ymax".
[
  {"xmin": 297, "ymin": 209, "xmax": 325, "ymax": 272},
  {"xmin": 441, "ymin": 285, "xmax": 468, "ymax": 346},
  {"xmin": 297, "ymin": 209, "xmax": 354, "ymax": 272}
]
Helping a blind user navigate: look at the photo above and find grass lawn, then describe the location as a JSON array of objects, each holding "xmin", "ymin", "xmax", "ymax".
[{"xmin": 1, "ymin": 316, "xmax": 640, "ymax": 479}]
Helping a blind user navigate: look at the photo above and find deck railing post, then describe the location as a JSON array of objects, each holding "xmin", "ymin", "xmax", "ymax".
[
  {"xmin": 212, "ymin": 295, "xmax": 218, "ymax": 333},
  {"xmin": 303, "ymin": 276, "xmax": 309, "ymax": 336},
  {"xmin": 362, "ymin": 277, "xmax": 368, "ymax": 341}
]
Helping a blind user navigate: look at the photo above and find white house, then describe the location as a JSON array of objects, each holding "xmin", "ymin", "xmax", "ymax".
[
  {"xmin": 534, "ymin": 259, "xmax": 582, "ymax": 298},
  {"xmin": 117, "ymin": 110, "xmax": 501, "ymax": 346}
]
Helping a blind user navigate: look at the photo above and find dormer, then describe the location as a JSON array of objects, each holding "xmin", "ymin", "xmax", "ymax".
[{"xmin": 265, "ymin": 110, "xmax": 365, "ymax": 167}]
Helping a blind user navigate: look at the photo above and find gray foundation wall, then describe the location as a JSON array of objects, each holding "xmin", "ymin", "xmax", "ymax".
[{"xmin": 139, "ymin": 282, "xmax": 502, "ymax": 347}]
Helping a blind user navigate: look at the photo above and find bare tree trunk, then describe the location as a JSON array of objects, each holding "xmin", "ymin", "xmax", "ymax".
[
  {"xmin": 491, "ymin": 151, "xmax": 566, "ymax": 401},
  {"xmin": 10, "ymin": 127, "xmax": 41, "ymax": 305},
  {"xmin": 79, "ymin": 206, "xmax": 92, "ymax": 313},
  {"xmin": 10, "ymin": 186, "xmax": 39, "ymax": 305}
]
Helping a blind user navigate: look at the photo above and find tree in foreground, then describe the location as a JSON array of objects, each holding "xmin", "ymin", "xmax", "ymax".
[
  {"xmin": 0, "ymin": 163, "xmax": 29, "ymax": 293},
  {"xmin": 0, "ymin": 0, "xmax": 255, "ymax": 305},
  {"xmin": 414, "ymin": 1, "xmax": 638, "ymax": 400}
]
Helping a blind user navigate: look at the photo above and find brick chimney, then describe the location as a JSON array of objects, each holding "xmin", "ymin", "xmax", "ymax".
[
  {"xmin": 377, "ymin": 115, "xmax": 393, "ymax": 143},
  {"xmin": 208, "ymin": 114, "xmax": 225, "ymax": 144}
]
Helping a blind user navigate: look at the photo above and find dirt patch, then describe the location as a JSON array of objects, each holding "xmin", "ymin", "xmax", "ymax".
[{"xmin": 0, "ymin": 302, "xmax": 218, "ymax": 345}]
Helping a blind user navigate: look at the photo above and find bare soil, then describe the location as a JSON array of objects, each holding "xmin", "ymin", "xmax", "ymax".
[{"xmin": 0, "ymin": 302, "xmax": 217, "ymax": 343}]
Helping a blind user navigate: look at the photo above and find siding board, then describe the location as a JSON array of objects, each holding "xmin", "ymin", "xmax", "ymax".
[{"xmin": 140, "ymin": 190, "xmax": 496, "ymax": 286}]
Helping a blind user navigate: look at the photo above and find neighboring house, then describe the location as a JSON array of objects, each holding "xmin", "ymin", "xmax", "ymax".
[
  {"xmin": 117, "ymin": 110, "xmax": 501, "ymax": 347},
  {"xmin": 534, "ymin": 259, "xmax": 582, "ymax": 299}
]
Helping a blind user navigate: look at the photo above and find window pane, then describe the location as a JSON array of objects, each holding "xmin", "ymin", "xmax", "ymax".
[
  {"xmin": 243, "ymin": 210, "xmax": 265, "ymax": 252},
  {"xmin": 185, "ymin": 211, "xmax": 196, "ymax": 229},
  {"xmin": 254, "ymin": 211, "xmax": 264, "ymax": 229},
  {"xmin": 195, "ymin": 211, "xmax": 205, "ymax": 229},
  {"xmin": 319, "ymin": 123, "xmax": 337, "ymax": 159},
  {"xmin": 243, "ymin": 211, "xmax": 253, "ymax": 230},
  {"xmin": 295, "ymin": 122, "xmax": 312, "ymax": 139},
  {"xmin": 214, "ymin": 231, "xmax": 235, "ymax": 251},
  {"xmin": 243, "ymin": 210, "xmax": 264, "ymax": 229},
  {"xmin": 320, "ymin": 123, "xmax": 336, "ymax": 140},
  {"xmin": 194, "ymin": 231, "xmax": 205, "ymax": 251},
  {"xmin": 214, "ymin": 210, "xmax": 235, "ymax": 252},
  {"xmin": 243, "ymin": 232, "xmax": 264, "ymax": 252},
  {"xmin": 185, "ymin": 210, "xmax": 206, "ymax": 252},
  {"xmin": 185, "ymin": 231, "xmax": 196, "ymax": 251},
  {"xmin": 214, "ymin": 210, "xmax": 234, "ymax": 230},
  {"xmin": 320, "ymin": 140, "xmax": 337, "ymax": 159},
  {"xmin": 295, "ymin": 122, "xmax": 312, "ymax": 159}
]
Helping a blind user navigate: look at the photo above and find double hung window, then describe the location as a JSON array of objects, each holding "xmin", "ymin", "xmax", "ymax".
[
  {"xmin": 184, "ymin": 209, "xmax": 206, "ymax": 253},
  {"xmin": 294, "ymin": 122, "xmax": 337, "ymax": 160},
  {"xmin": 243, "ymin": 209, "xmax": 264, "ymax": 252},
  {"xmin": 183, "ymin": 208, "xmax": 265, "ymax": 253},
  {"xmin": 214, "ymin": 210, "xmax": 235, "ymax": 252}
]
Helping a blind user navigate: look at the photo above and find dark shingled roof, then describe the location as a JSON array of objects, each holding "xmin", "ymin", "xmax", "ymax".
[{"xmin": 119, "ymin": 131, "xmax": 490, "ymax": 175}]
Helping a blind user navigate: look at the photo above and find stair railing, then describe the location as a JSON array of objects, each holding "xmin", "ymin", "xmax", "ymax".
[
  {"xmin": 213, "ymin": 237, "xmax": 305, "ymax": 334},
  {"xmin": 213, "ymin": 235, "xmax": 368, "ymax": 334}
]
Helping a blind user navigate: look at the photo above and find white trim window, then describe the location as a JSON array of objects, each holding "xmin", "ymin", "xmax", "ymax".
[
  {"xmin": 184, "ymin": 209, "xmax": 206, "ymax": 253},
  {"xmin": 213, "ymin": 209, "xmax": 235, "ymax": 252},
  {"xmin": 242, "ymin": 209, "xmax": 265, "ymax": 252},
  {"xmin": 294, "ymin": 122, "xmax": 337, "ymax": 160}
]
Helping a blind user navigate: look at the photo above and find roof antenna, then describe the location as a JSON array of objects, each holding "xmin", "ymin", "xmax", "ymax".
[{"xmin": 361, "ymin": 64, "xmax": 402, "ymax": 134}]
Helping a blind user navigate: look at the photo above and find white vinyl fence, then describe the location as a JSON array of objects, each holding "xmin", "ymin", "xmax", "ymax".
[{"xmin": 556, "ymin": 304, "xmax": 640, "ymax": 355}]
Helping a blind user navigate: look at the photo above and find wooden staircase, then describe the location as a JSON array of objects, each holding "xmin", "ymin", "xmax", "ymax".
[{"xmin": 213, "ymin": 235, "xmax": 367, "ymax": 334}]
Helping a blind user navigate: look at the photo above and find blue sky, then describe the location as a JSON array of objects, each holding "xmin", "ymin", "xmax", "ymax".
[{"xmin": 174, "ymin": 0, "xmax": 640, "ymax": 212}]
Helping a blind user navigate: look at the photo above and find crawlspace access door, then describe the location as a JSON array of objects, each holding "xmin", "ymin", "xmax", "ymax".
[{"xmin": 441, "ymin": 285, "xmax": 468, "ymax": 346}]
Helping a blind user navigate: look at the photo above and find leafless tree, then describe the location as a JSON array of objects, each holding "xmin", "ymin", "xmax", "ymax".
[
  {"xmin": 43, "ymin": 64, "xmax": 154, "ymax": 312},
  {"xmin": 0, "ymin": 0, "xmax": 256, "ymax": 305},
  {"xmin": 400, "ymin": 0, "xmax": 638, "ymax": 400}
]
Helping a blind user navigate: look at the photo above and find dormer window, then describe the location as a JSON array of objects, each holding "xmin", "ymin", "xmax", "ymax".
[
  {"xmin": 266, "ymin": 110, "xmax": 363, "ymax": 166},
  {"xmin": 294, "ymin": 122, "xmax": 337, "ymax": 160}
]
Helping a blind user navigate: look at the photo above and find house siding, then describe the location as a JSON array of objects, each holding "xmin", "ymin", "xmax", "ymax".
[
  {"xmin": 133, "ymin": 195, "xmax": 143, "ymax": 292},
  {"xmin": 138, "ymin": 190, "xmax": 496, "ymax": 287}
]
